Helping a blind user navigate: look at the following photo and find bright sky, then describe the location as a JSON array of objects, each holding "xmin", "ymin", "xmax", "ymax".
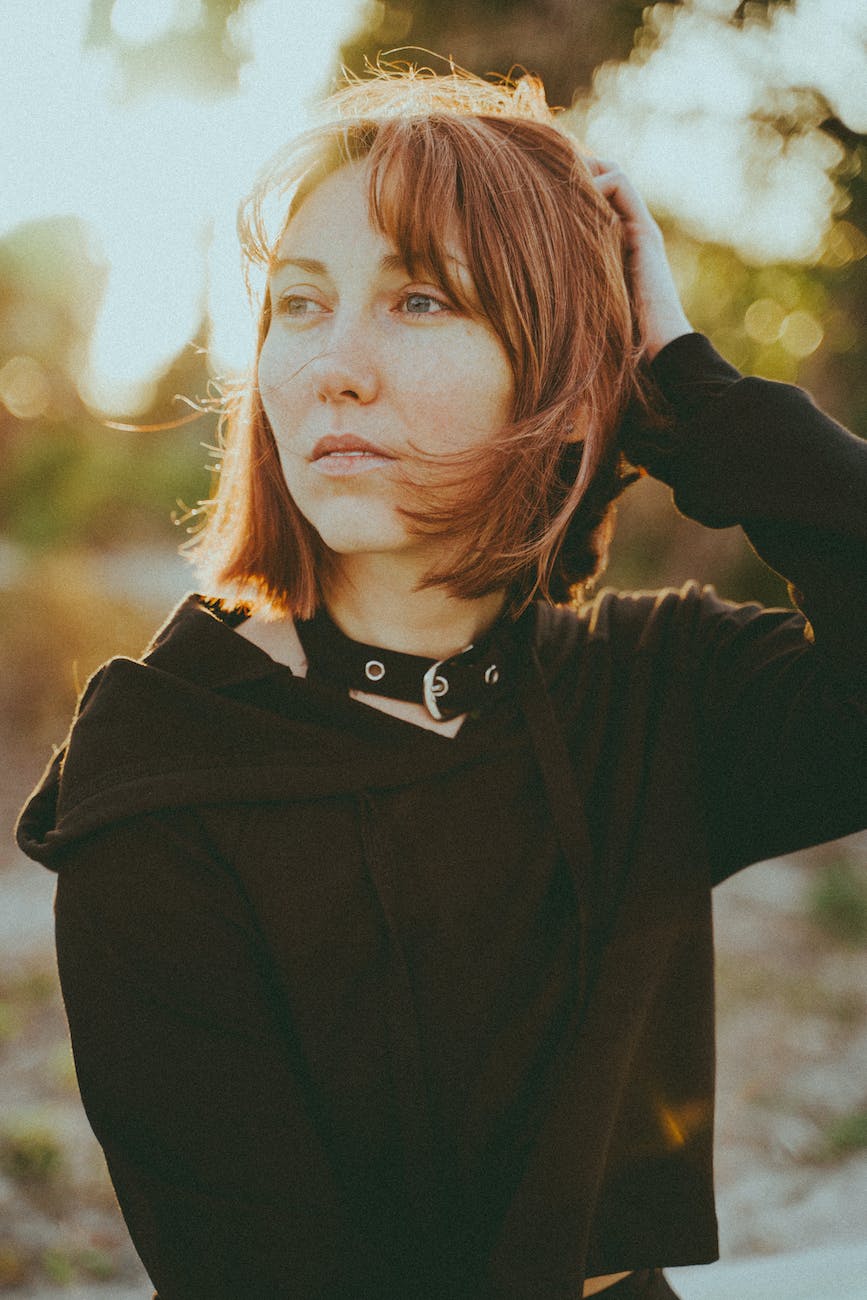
[
  {"xmin": 0, "ymin": 0, "xmax": 371, "ymax": 412},
  {"xmin": 0, "ymin": 0, "xmax": 865, "ymax": 414}
]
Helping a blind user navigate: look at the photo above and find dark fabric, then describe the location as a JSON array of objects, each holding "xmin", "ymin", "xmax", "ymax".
[
  {"xmin": 597, "ymin": 1271, "xmax": 681, "ymax": 1298},
  {"xmin": 15, "ymin": 333, "xmax": 867, "ymax": 1299},
  {"xmin": 157, "ymin": 1269, "xmax": 682, "ymax": 1299}
]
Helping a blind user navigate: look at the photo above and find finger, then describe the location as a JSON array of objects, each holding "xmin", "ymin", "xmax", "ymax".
[
  {"xmin": 590, "ymin": 171, "xmax": 633, "ymax": 217},
  {"xmin": 579, "ymin": 154, "xmax": 618, "ymax": 177},
  {"xmin": 590, "ymin": 171, "xmax": 620, "ymax": 189},
  {"xmin": 588, "ymin": 161, "xmax": 627, "ymax": 186},
  {"xmin": 589, "ymin": 168, "xmax": 653, "ymax": 224}
]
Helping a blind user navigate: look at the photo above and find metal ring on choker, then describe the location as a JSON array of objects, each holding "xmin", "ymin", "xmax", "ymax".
[{"xmin": 294, "ymin": 603, "xmax": 530, "ymax": 722}]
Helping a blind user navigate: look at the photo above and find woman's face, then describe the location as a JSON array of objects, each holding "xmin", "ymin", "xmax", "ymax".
[{"xmin": 257, "ymin": 162, "xmax": 514, "ymax": 563}]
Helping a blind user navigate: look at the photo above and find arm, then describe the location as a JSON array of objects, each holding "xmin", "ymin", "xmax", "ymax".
[
  {"xmin": 54, "ymin": 809, "xmax": 346, "ymax": 1299},
  {"xmin": 589, "ymin": 160, "xmax": 867, "ymax": 878},
  {"xmin": 588, "ymin": 153, "xmax": 867, "ymax": 670},
  {"xmin": 628, "ymin": 331, "xmax": 867, "ymax": 686},
  {"xmin": 629, "ymin": 334, "xmax": 867, "ymax": 879}
]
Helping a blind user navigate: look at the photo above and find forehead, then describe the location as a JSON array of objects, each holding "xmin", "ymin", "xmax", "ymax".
[
  {"xmin": 272, "ymin": 164, "xmax": 375, "ymax": 259},
  {"xmin": 269, "ymin": 160, "xmax": 474, "ymax": 299}
]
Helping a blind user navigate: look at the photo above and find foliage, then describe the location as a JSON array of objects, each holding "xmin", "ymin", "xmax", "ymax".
[
  {"xmin": 41, "ymin": 1246, "xmax": 75, "ymax": 1285},
  {"xmin": 0, "ymin": 415, "xmax": 213, "ymax": 550},
  {"xmin": 807, "ymin": 857, "xmax": 867, "ymax": 948},
  {"xmin": 339, "ymin": 0, "xmax": 646, "ymax": 109},
  {"xmin": 821, "ymin": 1110, "xmax": 867, "ymax": 1159},
  {"xmin": 0, "ymin": 1243, "xmax": 28, "ymax": 1288},
  {"xmin": 0, "ymin": 1000, "xmax": 22, "ymax": 1044},
  {"xmin": 0, "ymin": 1119, "xmax": 64, "ymax": 1187}
]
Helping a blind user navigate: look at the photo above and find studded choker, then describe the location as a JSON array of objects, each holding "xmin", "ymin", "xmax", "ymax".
[{"xmin": 294, "ymin": 603, "xmax": 529, "ymax": 722}]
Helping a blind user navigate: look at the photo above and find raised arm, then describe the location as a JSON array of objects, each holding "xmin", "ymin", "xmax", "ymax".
[{"xmin": 586, "ymin": 158, "xmax": 866, "ymax": 877}]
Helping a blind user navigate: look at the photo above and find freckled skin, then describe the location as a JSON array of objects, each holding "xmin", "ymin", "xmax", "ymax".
[{"xmin": 257, "ymin": 163, "xmax": 514, "ymax": 563}]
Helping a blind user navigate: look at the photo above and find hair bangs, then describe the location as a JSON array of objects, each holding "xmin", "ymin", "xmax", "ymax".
[{"xmin": 364, "ymin": 119, "xmax": 484, "ymax": 319}]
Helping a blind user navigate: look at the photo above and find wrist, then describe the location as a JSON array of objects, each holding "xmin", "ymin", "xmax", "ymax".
[{"xmin": 643, "ymin": 316, "xmax": 694, "ymax": 363}]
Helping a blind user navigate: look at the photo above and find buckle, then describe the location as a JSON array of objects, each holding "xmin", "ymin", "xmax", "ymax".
[{"xmin": 422, "ymin": 643, "xmax": 474, "ymax": 721}]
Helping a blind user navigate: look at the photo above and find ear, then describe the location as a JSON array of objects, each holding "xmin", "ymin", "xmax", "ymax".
[{"xmin": 563, "ymin": 402, "xmax": 597, "ymax": 444}]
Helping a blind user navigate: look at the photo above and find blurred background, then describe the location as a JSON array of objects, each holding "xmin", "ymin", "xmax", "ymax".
[{"xmin": 1, "ymin": 1, "xmax": 865, "ymax": 1294}]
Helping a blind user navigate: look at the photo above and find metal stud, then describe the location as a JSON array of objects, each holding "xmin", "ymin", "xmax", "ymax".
[{"xmin": 364, "ymin": 659, "xmax": 385, "ymax": 682}]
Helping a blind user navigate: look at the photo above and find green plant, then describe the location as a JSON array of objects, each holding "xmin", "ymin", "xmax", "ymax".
[
  {"xmin": 0, "ymin": 1120, "xmax": 64, "ymax": 1186},
  {"xmin": 0, "ymin": 554, "xmax": 160, "ymax": 750},
  {"xmin": 0, "ymin": 999, "xmax": 22, "ymax": 1043},
  {"xmin": 807, "ymin": 857, "xmax": 867, "ymax": 947},
  {"xmin": 13, "ymin": 967, "xmax": 56, "ymax": 1004},
  {"xmin": 822, "ymin": 1110, "xmax": 867, "ymax": 1158},
  {"xmin": 714, "ymin": 954, "xmax": 866, "ymax": 1024},
  {"xmin": 47, "ymin": 1041, "xmax": 79, "ymax": 1093},
  {"xmin": 76, "ymin": 1245, "xmax": 118, "ymax": 1280},
  {"xmin": 42, "ymin": 1246, "xmax": 75, "ymax": 1285},
  {"xmin": 0, "ymin": 418, "xmax": 212, "ymax": 551}
]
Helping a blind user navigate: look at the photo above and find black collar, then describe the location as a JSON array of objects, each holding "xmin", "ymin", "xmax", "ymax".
[{"xmin": 294, "ymin": 604, "xmax": 531, "ymax": 721}]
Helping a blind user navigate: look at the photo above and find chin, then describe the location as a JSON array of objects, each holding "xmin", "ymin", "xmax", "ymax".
[{"xmin": 308, "ymin": 507, "xmax": 410, "ymax": 557}]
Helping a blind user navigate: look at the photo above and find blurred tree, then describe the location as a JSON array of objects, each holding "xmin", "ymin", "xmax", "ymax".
[
  {"xmin": 340, "ymin": 0, "xmax": 648, "ymax": 107},
  {"xmin": 0, "ymin": 216, "xmax": 214, "ymax": 552},
  {"xmin": 85, "ymin": 0, "xmax": 248, "ymax": 100}
]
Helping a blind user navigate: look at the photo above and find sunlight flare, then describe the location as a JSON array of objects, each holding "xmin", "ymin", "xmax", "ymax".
[{"xmin": 0, "ymin": 0, "xmax": 372, "ymax": 412}]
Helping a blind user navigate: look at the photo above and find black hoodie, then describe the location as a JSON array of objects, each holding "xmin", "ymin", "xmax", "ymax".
[{"xmin": 15, "ymin": 334, "xmax": 867, "ymax": 1299}]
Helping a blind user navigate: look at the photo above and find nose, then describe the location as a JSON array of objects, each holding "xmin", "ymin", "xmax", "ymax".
[{"xmin": 308, "ymin": 318, "xmax": 379, "ymax": 405}]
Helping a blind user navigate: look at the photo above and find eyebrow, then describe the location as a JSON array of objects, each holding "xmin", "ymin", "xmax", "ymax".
[{"xmin": 269, "ymin": 252, "xmax": 409, "ymax": 276}]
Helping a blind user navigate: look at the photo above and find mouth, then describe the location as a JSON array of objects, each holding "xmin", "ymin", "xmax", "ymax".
[
  {"xmin": 311, "ymin": 434, "xmax": 394, "ymax": 477},
  {"xmin": 311, "ymin": 434, "xmax": 393, "ymax": 462}
]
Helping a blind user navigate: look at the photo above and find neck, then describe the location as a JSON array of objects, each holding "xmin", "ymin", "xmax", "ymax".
[{"xmin": 324, "ymin": 552, "xmax": 507, "ymax": 660}]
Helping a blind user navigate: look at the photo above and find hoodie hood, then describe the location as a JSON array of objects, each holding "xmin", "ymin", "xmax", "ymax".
[{"xmin": 16, "ymin": 592, "xmax": 589, "ymax": 874}]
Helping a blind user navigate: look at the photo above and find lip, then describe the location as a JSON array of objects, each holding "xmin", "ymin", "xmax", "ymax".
[{"xmin": 311, "ymin": 434, "xmax": 393, "ymax": 461}]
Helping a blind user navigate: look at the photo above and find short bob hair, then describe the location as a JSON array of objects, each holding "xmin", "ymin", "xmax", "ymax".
[{"xmin": 189, "ymin": 66, "xmax": 665, "ymax": 618}]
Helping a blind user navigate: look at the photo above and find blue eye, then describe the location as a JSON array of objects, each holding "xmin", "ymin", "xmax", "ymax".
[{"xmin": 403, "ymin": 293, "xmax": 447, "ymax": 315}]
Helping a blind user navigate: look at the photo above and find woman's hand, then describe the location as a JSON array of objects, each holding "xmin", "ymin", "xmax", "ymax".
[{"xmin": 584, "ymin": 155, "xmax": 693, "ymax": 362}]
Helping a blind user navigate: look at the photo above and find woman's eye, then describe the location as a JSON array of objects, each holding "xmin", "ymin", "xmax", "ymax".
[
  {"xmin": 277, "ymin": 295, "xmax": 324, "ymax": 319},
  {"xmin": 401, "ymin": 292, "xmax": 449, "ymax": 316}
]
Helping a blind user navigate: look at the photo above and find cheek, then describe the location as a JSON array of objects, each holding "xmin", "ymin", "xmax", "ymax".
[
  {"xmin": 402, "ymin": 333, "xmax": 513, "ymax": 441},
  {"xmin": 256, "ymin": 334, "xmax": 305, "ymax": 430},
  {"xmin": 482, "ymin": 352, "xmax": 514, "ymax": 426},
  {"xmin": 457, "ymin": 325, "xmax": 512, "ymax": 406},
  {"xmin": 443, "ymin": 337, "xmax": 513, "ymax": 435}
]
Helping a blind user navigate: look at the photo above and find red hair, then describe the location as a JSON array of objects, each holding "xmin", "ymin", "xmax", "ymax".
[{"xmin": 188, "ymin": 66, "xmax": 665, "ymax": 617}]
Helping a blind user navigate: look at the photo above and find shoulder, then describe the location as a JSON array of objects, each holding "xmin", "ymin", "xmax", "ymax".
[
  {"xmin": 17, "ymin": 594, "xmax": 306, "ymax": 865},
  {"xmin": 534, "ymin": 580, "xmax": 714, "ymax": 657},
  {"xmin": 532, "ymin": 581, "xmax": 801, "ymax": 686}
]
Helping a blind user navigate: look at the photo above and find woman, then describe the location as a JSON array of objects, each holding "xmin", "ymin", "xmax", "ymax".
[{"xmin": 16, "ymin": 68, "xmax": 867, "ymax": 1299}]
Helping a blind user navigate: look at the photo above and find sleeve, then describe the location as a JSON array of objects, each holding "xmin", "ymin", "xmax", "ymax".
[
  {"xmin": 53, "ymin": 809, "xmax": 346, "ymax": 1299},
  {"xmin": 619, "ymin": 332, "xmax": 867, "ymax": 882}
]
